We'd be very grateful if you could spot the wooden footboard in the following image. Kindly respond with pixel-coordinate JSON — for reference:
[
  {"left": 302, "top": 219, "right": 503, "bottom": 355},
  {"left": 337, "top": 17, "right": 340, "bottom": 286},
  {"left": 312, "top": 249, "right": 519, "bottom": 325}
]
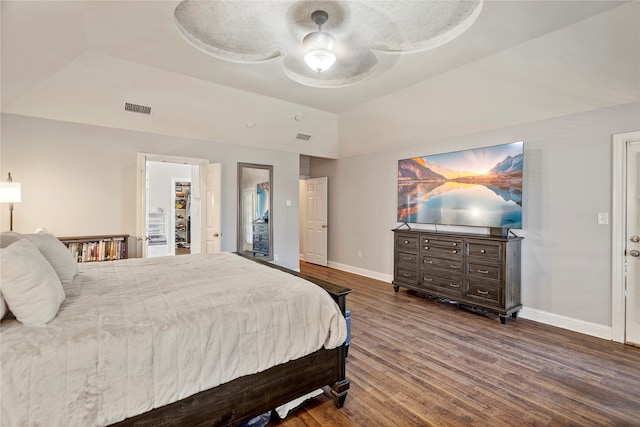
[{"left": 112, "top": 255, "right": 351, "bottom": 427}]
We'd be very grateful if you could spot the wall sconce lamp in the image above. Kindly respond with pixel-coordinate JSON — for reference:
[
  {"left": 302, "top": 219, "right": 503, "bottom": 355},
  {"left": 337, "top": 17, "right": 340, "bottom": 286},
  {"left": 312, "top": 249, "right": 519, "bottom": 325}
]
[{"left": 0, "top": 173, "right": 22, "bottom": 231}]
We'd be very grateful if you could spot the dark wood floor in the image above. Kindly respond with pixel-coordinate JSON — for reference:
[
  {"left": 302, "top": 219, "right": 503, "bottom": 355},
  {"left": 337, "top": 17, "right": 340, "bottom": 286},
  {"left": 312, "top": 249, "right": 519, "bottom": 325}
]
[{"left": 271, "top": 262, "right": 640, "bottom": 427}]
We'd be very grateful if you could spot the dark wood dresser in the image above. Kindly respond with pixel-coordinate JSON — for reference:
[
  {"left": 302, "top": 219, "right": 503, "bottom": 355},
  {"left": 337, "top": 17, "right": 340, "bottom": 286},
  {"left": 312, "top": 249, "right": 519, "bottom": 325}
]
[
  {"left": 393, "top": 229, "right": 523, "bottom": 323},
  {"left": 252, "top": 221, "right": 269, "bottom": 257}
]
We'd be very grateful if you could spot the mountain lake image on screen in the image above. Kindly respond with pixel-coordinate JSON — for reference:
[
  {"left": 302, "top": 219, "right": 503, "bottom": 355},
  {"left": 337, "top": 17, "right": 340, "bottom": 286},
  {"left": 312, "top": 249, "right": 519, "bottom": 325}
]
[{"left": 397, "top": 141, "right": 523, "bottom": 229}]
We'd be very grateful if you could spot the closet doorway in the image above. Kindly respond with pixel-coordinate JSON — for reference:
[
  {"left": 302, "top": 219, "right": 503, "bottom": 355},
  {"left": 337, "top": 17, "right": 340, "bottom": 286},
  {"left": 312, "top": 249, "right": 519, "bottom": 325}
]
[
  {"left": 172, "top": 177, "right": 192, "bottom": 255},
  {"left": 146, "top": 162, "right": 197, "bottom": 257}
]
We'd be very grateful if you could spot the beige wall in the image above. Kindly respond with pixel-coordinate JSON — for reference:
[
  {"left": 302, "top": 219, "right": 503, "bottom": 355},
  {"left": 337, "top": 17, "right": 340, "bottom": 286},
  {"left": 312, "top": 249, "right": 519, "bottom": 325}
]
[{"left": 310, "top": 101, "right": 640, "bottom": 329}]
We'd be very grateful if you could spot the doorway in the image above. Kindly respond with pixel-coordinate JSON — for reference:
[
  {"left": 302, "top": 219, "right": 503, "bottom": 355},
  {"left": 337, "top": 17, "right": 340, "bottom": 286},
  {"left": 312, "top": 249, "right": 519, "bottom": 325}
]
[
  {"left": 136, "top": 154, "right": 221, "bottom": 258},
  {"left": 612, "top": 131, "right": 640, "bottom": 345}
]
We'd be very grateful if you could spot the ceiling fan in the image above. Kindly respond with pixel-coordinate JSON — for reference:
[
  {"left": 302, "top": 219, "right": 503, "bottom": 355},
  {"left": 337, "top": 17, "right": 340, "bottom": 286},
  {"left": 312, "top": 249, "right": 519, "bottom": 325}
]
[{"left": 173, "top": 1, "right": 483, "bottom": 88}]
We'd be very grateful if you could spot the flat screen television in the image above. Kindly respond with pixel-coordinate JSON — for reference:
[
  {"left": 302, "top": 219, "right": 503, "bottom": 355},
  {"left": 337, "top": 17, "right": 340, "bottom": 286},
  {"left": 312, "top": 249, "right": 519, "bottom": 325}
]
[{"left": 397, "top": 141, "right": 523, "bottom": 231}]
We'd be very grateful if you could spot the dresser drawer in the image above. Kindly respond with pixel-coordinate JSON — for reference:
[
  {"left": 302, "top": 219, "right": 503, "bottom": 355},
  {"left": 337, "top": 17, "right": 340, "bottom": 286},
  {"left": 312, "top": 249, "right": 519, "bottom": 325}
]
[
  {"left": 421, "top": 274, "right": 464, "bottom": 296},
  {"left": 421, "top": 237, "right": 462, "bottom": 249},
  {"left": 467, "top": 262, "right": 501, "bottom": 282},
  {"left": 396, "top": 235, "right": 419, "bottom": 253},
  {"left": 422, "top": 244, "right": 463, "bottom": 259},
  {"left": 422, "top": 256, "right": 463, "bottom": 275},
  {"left": 254, "top": 241, "right": 269, "bottom": 251},
  {"left": 396, "top": 267, "right": 418, "bottom": 284},
  {"left": 466, "top": 281, "right": 502, "bottom": 304},
  {"left": 466, "top": 242, "right": 502, "bottom": 260},
  {"left": 397, "top": 251, "right": 418, "bottom": 267}
]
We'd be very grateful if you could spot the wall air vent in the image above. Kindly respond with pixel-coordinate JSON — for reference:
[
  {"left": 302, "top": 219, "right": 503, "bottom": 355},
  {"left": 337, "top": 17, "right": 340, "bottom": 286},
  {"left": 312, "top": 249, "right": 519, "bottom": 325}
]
[
  {"left": 124, "top": 102, "right": 152, "bottom": 115},
  {"left": 296, "top": 133, "right": 312, "bottom": 141}
]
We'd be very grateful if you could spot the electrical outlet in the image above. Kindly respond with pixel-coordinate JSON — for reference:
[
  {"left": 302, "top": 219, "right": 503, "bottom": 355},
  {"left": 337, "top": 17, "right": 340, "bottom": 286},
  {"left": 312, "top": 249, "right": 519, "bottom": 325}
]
[
  {"left": 274, "top": 254, "right": 278, "bottom": 262},
  {"left": 357, "top": 251, "right": 362, "bottom": 258},
  {"left": 597, "top": 212, "right": 609, "bottom": 225}
]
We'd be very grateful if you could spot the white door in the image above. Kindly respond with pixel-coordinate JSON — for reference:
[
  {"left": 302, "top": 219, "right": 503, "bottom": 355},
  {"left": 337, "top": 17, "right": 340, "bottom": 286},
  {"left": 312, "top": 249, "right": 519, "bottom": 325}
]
[
  {"left": 204, "top": 163, "right": 222, "bottom": 253},
  {"left": 626, "top": 140, "right": 640, "bottom": 345},
  {"left": 303, "top": 177, "right": 328, "bottom": 266}
]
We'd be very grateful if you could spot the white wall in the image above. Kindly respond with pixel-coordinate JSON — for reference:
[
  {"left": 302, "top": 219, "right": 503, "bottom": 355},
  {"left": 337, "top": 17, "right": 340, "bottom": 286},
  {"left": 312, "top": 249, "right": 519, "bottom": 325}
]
[
  {"left": 0, "top": 113, "right": 301, "bottom": 270},
  {"left": 310, "top": 101, "right": 640, "bottom": 330},
  {"left": 147, "top": 161, "right": 191, "bottom": 214}
]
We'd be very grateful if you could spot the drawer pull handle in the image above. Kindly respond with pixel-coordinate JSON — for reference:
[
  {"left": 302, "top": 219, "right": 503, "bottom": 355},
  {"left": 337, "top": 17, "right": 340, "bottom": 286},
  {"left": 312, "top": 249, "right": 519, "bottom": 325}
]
[
  {"left": 478, "top": 269, "right": 489, "bottom": 274},
  {"left": 425, "top": 246, "right": 429, "bottom": 250},
  {"left": 404, "top": 240, "right": 409, "bottom": 244},
  {"left": 450, "top": 265, "right": 460, "bottom": 269},
  {"left": 452, "top": 243, "right": 457, "bottom": 246},
  {"left": 424, "top": 260, "right": 433, "bottom": 264},
  {"left": 452, "top": 250, "right": 457, "bottom": 254},
  {"left": 402, "top": 273, "right": 411, "bottom": 277},
  {"left": 449, "top": 283, "right": 460, "bottom": 288},
  {"left": 402, "top": 256, "right": 412, "bottom": 261},
  {"left": 480, "top": 249, "right": 486, "bottom": 253},
  {"left": 424, "top": 278, "right": 433, "bottom": 282},
  {"left": 477, "top": 290, "right": 489, "bottom": 295},
  {"left": 425, "top": 239, "right": 429, "bottom": 243}
]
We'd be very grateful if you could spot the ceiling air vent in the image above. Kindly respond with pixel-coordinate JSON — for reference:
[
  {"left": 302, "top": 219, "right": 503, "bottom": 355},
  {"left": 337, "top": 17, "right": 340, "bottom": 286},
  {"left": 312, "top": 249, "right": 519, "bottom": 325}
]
[
  {"left": 296, "top": 133, "right": 312, "bottom": 141},
  {"left": 124, "top": 102, "right": 152, "bottom": 115}
]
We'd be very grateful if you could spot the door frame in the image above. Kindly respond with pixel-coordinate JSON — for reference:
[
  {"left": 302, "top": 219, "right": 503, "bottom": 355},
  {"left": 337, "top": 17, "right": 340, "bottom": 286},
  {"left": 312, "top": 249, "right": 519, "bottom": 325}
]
[
  {"left": 136, "top": 153, "right": 210, "bottom": 258},
  {"left": 611, "top": 130, "right": 640, "bottom": 343}
]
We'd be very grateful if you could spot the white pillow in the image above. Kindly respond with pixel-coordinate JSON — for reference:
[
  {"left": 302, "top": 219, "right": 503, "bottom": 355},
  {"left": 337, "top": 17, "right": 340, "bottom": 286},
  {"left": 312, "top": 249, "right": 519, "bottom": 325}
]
[
  {"left": 0, "top": 232, "right": 21, "bottom": 321},
  {"left": 23, "top": 231, "right": 79, "bottom": 284},
  {"left": 0, "top": 288, "right": 7, "bottom": 320},
  {"left": 0, "top": 231, "right": 22, "bottom": 248},
  {"left": 0, "top": 238, "right": 65, "bottom": 325}
]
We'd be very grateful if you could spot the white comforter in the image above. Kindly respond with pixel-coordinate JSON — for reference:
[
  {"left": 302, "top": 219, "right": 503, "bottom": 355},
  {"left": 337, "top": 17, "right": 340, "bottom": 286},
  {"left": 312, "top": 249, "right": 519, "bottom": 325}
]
[{"left": 0, "top": 252, "right": 347, "bottom": 426}]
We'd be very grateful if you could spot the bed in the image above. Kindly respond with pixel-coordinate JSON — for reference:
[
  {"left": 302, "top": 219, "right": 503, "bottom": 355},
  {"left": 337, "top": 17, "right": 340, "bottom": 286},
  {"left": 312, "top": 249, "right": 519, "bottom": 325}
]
[{"left": 0, "top": 231, "right": 350, "bottom": 427}]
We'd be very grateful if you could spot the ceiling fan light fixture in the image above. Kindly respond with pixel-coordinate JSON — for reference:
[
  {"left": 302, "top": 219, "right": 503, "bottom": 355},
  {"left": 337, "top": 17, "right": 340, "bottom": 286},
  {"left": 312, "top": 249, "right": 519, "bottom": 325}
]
[
  {"left": 304, "top": 49, "right": 336, "bottom": 73},
  {"left": 303, "top": 10, "right": 336, "bottom": 73}
]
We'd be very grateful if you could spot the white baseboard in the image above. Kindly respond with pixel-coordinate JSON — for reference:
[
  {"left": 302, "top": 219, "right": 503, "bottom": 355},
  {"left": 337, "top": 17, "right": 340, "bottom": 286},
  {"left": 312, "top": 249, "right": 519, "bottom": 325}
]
[
  {"left": 516, "top": 307, "right": 612, "bottom": 340},
  {"left": 326, "top": 261, "right": 613, "bottom": 341},
  {"left": 327, "top": 261, "right": 394, "bottom": 283}
]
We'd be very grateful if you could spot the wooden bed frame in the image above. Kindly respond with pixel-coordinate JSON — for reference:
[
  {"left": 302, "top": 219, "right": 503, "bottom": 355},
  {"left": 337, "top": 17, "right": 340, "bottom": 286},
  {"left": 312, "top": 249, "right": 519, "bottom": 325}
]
[{"left": 112, "top": 255, "right": 351, "bottom": 427}]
